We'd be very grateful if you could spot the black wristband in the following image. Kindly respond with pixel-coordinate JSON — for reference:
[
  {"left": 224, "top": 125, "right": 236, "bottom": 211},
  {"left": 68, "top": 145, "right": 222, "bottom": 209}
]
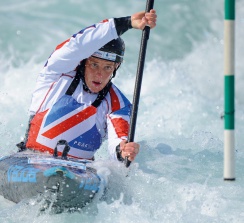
[
  {"left": 114, "top": 16, "right": 132, "bottom": 36},
  {"left": 116, "top": 144, "right": 125, "bottom": 162}
]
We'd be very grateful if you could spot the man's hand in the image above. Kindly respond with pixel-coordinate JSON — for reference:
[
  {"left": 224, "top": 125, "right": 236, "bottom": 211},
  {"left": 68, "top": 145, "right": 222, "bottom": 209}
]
[
  {"left": 131, "top": 9, "right": 157, "bottom": 30},
  {"left": 120, "top": 140, "right": 140, "bottom": 162}
]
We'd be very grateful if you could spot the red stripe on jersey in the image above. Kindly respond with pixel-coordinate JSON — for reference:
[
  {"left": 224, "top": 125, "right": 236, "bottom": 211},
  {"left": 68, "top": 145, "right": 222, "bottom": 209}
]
[
  {"left": 111, "top": 117, "right": 129, "bottom": 138},
  {"left": 42, "top": 106, "right": 97, "bottom": 139},
  {"left": 109, "top": 87, "right": 120, "bottom": 112},
  {"left": 61, "top": 73, "right": 74, "bottom": 78},
  {"left": 100, "top": 19, "right": 109, "bottom": 23},
  {"left": 26, "top": 110, "right": 52, "bottom": 152},
  {"left": 55, "top": 38, "right": 70, "bottom": 50}
]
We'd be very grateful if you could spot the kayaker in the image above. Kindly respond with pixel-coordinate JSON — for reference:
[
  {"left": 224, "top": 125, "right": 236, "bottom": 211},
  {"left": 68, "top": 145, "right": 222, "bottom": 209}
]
[{"left": 17, "top": 9, "right": 157, "bottom": 164}]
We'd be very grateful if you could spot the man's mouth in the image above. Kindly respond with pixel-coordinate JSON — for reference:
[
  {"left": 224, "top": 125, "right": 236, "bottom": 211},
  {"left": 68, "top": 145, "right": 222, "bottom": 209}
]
[{"left": 92, "top": 81, "right": 101, "bottom": 86}]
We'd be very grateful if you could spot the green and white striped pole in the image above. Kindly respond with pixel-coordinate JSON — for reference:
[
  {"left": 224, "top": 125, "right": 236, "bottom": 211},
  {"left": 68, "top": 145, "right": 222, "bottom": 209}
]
[{"left": 224, "top": 0, "right": 235, "bottom": 181}]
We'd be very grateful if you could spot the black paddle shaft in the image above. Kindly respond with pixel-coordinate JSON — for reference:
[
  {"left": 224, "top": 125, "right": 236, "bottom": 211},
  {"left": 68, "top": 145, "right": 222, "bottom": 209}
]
[{"left": 125, "top": 0, "right": 155, "bottom": 168}]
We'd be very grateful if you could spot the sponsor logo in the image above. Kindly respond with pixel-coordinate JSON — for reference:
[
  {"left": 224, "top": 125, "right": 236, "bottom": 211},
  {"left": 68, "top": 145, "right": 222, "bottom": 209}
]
[
  {"left": 7, "top": 165, "right": 40, "bottom": 183},
  {"left": 92, "top": 50, "right": 117, "bottom": 62},
  {"left": 73, "top": 140, "right": 89, "bottom": 148}
]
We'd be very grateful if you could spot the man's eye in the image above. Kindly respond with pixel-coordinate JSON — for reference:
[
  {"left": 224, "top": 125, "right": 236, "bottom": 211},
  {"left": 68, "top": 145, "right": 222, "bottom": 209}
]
[
  {"left": 104, "top": 66, "right": 113, "bottom": 71},
  {"left": 91, "top": 63, "right": 99, "bottom": 69}
]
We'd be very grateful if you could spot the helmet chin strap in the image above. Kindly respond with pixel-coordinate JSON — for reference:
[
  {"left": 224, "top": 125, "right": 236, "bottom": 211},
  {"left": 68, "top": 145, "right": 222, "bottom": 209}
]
[
  {"left": 76, "top": 59, "right": 91, "bottom": 93},
  {"left": 112, "top": 64, "right": 120, "bottom": 78}
]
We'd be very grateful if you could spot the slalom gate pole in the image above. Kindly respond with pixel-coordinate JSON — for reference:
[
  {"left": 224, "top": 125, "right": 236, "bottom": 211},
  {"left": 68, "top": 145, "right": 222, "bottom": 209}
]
[
  {"left": 124, "top": 0, "right": 154, "bottom": 168},
  {"left": 224, "top": 0, "right": 235, "bottom": 181}
]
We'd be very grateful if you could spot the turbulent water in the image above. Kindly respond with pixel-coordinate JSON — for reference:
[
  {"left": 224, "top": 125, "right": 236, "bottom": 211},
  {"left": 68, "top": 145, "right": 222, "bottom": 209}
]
[{"left": 1, "top": 0, "right": 244, "bottom": 222}]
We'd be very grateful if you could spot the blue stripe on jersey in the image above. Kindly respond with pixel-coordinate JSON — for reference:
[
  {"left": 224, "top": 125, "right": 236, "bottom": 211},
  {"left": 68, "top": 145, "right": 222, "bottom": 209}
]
[
  {"left": 44, "top": 95, "right": 84, "bottom": 127},
  {"left": 69, "top": 125, "right": 101, "bottom": 151},
  {"left": 112, "top": 105, "right": 131, "bottom": 116},
  {"left": 72, "top": 24, "right": 96, "bottom": 38}
]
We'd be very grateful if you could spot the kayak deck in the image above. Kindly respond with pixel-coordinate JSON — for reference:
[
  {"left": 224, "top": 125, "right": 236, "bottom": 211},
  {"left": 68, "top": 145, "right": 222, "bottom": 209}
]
[{"left": 0, "top": 152, "right": 101, "bottom": 212}]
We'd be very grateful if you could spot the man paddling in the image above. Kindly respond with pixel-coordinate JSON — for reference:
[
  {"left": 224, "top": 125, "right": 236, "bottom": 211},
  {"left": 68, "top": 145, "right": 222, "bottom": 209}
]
[{"left": 17, "top": 10, "right": 157, "bottom": 164}]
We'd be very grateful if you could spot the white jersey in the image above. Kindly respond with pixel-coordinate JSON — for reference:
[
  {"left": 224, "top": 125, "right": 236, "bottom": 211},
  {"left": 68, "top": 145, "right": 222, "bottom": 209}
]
[{"left": 26, "top": 18, "right": 131, "bottom": 160}]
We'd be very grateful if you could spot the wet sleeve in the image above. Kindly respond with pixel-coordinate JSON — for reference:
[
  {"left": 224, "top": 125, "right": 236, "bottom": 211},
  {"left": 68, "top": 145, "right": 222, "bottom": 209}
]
[
  {"left": 40, "top": 18, "right": 118, "bottom": 76},
  {"left": 114, "top": 16, "right": 132, "bottom": 36}
]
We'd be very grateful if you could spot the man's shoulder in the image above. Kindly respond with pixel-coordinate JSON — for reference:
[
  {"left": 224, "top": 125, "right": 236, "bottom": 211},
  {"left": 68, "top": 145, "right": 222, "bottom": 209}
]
[
  {"left": 110, "top": 83, "right": 131, "bottom": 105},
  {"left": 106, "top": 83, "right": 131, "bottom": 113}
]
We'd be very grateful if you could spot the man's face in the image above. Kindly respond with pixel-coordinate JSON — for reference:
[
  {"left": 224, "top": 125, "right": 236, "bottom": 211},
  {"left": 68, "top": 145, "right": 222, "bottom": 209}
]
[{"left": 84, "top": 57, "right": 117, "bottom": 93}]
